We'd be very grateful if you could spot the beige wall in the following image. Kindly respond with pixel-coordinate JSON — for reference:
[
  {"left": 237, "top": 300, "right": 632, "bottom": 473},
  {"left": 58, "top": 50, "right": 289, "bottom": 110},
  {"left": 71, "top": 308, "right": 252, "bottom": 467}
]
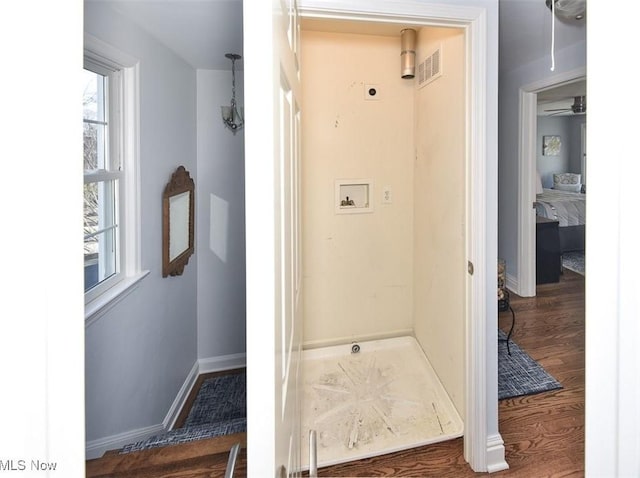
[
  {"left": 300, "top": 26, "right": 466, "bottom": 417},
  {"left": 413, "top": 27, "right": 466, "bottom": 415},
  {"left": 301, "top": 30, "right": 415, "bottom": 346}
]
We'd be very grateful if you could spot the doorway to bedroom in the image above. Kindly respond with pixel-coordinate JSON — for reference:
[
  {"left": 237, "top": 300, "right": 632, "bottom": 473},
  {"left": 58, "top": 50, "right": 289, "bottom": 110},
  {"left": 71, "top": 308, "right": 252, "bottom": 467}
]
[
  {"left": 535, "top": 79, "right": 586, "bottom": 283},
  {"left": 517, "top": 72, "right": 587, "bottom": 295}
]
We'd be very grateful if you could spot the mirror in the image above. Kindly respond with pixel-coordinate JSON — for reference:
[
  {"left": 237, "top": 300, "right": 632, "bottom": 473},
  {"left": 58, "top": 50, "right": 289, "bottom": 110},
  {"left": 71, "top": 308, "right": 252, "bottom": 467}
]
[{"left": 163, "top": 166, "right": 194, "bottom": 277}]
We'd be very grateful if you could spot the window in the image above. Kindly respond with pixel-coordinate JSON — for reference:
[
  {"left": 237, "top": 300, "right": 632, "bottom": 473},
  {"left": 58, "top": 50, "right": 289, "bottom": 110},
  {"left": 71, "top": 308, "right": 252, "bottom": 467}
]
[
  {"left": 83, "top": 67, "right": 122, "bottom": 297},
  {"left": 84, "top": 35, "right": 147, "bottom": 323}
]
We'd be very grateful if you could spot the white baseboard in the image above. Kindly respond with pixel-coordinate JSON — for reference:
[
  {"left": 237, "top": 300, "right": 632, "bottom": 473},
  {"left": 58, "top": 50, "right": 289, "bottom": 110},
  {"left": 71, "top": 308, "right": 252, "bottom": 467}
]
[
  {"left": 506, "top": 272, "right": 518, "bottom": 295},
  {"left": 485, "top": 433, "right": 509, "bottom": 473},
  {"left": 302, "top": 329, "right": 414, "bottom": 350},
  {"left": 85, "top": 423, "right": 164, "bottom": 460},
  {"left": 86, "top": 352, "right": 245, "bottom": 460},
  {"left": 163, "top": 360, "right": 200, "bottom": 430},
  {"left": 198, "top": 352, "right": 246, "bottom": 374}
]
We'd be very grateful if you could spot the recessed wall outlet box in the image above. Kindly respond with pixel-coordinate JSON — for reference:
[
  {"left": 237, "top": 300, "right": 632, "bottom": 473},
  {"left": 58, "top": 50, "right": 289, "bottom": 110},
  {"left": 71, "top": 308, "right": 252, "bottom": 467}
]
[{"left": 335, "top": 179, "right": 374, "bottom": 214}]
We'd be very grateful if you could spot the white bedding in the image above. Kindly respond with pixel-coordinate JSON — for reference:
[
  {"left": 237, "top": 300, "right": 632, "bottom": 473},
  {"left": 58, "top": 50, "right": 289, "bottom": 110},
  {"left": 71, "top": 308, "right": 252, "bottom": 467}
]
[{"left": 536, "top": 188, "right": 586, "bottom": 227}]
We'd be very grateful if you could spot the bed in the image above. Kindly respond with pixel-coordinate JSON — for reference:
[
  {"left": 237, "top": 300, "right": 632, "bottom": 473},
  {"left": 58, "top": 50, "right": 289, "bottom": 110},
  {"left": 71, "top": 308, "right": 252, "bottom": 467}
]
[{"left": 535, "top": 173, "right": 585, "bottom": 253}]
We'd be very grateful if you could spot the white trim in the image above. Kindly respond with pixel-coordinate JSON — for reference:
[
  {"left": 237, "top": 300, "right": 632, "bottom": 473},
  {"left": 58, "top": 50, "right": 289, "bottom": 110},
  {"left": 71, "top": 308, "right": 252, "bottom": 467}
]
[
  {"left": 296, "top": 0, "right": 496, "bottom": 472},
  {"left": 83, "top": 169, "right": 122, "bottom": 184},
  {"left": 485, "top": 434, "right": 509, "bottom": 473},
  {"left": 516, "top": 90, "right": 537, "bottom": 297},
  {"left": 85, "top": 423, "right": 164, "bottom": 460},
  {"left": 84, "top": 33, "right": 138, "bottom": 69},
  {"left": 517, "top": 67, "right": 586, "bottom": 297},
  {"left": 122, "top": 62, "right": 142, "bottom": 277},
  {"left": 462, "top": 8, "right": 490, "bottom": 473},
  {"left": 198, "top": 353, "right": 247, "bottom": 374},
  {"left": 85, "top": 270, "right": 150, "bottom": 327},
  {"left": 84, "top": 35, "right": 144, "bottom": 320},
  {"left": 163, "top": 361, "right": 200, "bottom": 430},
  {"left": 299, "top": 0, "right": 484, "bottom": 24},
  {"left": 302, "top": 329, "right": 414, "bottom": 350},
  {"left": 506, "top": 272, "right": 518, "bottom": 294}
]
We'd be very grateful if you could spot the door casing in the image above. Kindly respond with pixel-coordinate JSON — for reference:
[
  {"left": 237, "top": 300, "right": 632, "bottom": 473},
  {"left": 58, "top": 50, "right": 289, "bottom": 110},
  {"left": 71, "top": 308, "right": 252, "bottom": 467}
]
[{"left": 244, "top": 0, "right": 503, "bottom": 473}]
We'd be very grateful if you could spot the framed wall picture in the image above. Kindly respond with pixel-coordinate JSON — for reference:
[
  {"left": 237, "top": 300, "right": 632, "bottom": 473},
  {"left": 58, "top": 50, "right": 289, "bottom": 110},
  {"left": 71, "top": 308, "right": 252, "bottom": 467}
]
[{"left": 543, "top": 135, "right": 561, "bottom": 156}]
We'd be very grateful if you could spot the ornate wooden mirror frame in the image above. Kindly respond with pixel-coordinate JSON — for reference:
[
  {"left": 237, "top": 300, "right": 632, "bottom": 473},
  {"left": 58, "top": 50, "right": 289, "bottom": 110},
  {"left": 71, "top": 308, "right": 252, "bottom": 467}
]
[{"left": 162, "top": 166, "right": 195, "bottom": 277}]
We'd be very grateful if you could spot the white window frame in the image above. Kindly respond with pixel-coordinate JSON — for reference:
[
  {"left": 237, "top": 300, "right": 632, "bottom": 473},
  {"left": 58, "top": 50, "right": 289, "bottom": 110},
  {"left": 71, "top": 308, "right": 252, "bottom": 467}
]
[
  {"left": 84, "top": 34, "right": 148, "bottom": 325},
  {"left": 83, "top": 64, "right": 124, "bottom": 301}
]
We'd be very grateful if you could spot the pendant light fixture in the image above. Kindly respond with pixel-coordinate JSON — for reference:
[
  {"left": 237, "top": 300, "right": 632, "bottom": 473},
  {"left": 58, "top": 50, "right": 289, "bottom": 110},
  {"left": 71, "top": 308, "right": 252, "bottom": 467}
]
[{"left": 221, "top": 53, "right": 244, "bottom": 133}]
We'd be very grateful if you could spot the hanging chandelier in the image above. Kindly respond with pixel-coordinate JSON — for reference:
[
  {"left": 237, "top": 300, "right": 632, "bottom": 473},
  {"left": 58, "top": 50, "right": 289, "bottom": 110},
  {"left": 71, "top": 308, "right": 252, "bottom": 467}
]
[{"left": 221, "top": 53, "right": 244, "bottom": 133}]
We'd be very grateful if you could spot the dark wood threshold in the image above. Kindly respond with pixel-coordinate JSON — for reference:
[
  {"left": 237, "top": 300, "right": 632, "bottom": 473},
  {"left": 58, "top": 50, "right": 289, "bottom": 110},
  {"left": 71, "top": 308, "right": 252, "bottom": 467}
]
[{"left": 86, "top": 432, "right": 246, "bottom": 477}]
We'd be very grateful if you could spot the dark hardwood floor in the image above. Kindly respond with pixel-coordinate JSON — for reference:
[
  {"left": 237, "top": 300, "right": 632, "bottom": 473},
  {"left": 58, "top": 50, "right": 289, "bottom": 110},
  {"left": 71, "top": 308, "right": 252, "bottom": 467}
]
[{"left": 87, "top": 270, "right": 584, "bottom": 477}]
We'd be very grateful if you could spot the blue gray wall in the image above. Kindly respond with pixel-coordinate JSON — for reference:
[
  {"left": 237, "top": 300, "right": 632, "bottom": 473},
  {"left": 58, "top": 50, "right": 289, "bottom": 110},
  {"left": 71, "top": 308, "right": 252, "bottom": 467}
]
[
  {"left": 84, "top": 1, "right": 199, "bottom": 453},
  {"left": 196, "top": 70, "right": 246, "bottom": 360},
  {"left": 536, "top": 115, "right": 586, "bottom": 188},
  {"left": 84, "top": 2, "right": 247, "bottom": 457},
  {"left": 498, "top": 1, "right": 586, "bottom": 282}
]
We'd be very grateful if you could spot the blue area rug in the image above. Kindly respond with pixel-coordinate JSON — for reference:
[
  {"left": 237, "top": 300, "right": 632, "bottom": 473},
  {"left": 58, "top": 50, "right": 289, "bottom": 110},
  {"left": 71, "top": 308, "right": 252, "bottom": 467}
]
[
  {"left": 562, "top": 251, "right": 585, "bottom": 276},
  {"left": 120, "top": 371, "right": 246, "bottom": 454},
  {"left": 498, "top": 330, "right": 562, "bottom": 400}
]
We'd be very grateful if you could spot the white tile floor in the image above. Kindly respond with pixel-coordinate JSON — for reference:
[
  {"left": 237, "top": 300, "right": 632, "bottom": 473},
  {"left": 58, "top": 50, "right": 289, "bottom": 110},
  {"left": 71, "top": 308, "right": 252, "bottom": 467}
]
[{"left": 301, "top": 336, "right": 463, "bottom": 469}]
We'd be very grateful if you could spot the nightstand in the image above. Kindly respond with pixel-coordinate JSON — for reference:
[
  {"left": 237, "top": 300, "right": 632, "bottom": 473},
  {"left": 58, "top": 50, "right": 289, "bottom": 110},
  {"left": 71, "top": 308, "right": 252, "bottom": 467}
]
[{"left": 536, "top": 215, "right": 561, "bottom": 284}]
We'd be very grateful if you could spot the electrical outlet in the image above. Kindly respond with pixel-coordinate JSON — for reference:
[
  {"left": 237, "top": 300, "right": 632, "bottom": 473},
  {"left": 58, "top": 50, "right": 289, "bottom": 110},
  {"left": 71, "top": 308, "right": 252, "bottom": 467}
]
[{"left": 382, "top": 186, "right": 392, "bottom": 204}]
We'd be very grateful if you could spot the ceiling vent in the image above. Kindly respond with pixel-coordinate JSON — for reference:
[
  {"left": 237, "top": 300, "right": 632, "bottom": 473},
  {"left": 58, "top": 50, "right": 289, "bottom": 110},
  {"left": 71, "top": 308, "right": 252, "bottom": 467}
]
[{"left": 417, "top": 45, "right": 442, "bottom": 89}]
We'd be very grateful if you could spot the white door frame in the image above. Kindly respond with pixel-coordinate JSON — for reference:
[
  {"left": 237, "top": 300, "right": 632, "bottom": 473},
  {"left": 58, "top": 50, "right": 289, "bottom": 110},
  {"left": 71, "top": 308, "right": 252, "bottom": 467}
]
[
  {"left": 516, "top": 67, "right": 587, "bottom": 297},
  {"left": 295, "top": 0, "right": 501, "bottom": 472}
]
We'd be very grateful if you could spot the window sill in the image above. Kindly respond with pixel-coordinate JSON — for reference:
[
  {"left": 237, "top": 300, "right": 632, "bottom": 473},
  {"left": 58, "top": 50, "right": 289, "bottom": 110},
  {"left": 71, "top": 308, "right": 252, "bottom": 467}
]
[{"left": 85, "top": 270, "right": 150, "bottom": 327}]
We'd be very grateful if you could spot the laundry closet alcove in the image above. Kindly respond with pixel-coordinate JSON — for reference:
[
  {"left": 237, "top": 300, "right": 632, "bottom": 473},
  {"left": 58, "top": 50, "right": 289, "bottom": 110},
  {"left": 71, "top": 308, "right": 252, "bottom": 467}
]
[{"left": 299, "top": 18, "right": 468, "bottom": 468}]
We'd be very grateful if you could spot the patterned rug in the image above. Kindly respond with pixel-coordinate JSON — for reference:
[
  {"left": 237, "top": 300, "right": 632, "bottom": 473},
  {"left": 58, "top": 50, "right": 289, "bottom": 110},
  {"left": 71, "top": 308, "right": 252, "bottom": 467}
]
[
  {"left": 498, "top": 330, "right": 562, "bottom": 400},
  {"left": 120, "top": 371, "right": 246, "bottom": 454},
  {"left": 562, "top": 251, "right": 585, "bottom": 276}
]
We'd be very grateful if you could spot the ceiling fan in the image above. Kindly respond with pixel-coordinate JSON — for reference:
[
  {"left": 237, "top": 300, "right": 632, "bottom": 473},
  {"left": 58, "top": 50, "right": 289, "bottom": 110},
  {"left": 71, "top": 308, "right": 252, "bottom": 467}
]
[{"left": 544, "top": 95, "right": 586, "bottom": 115}]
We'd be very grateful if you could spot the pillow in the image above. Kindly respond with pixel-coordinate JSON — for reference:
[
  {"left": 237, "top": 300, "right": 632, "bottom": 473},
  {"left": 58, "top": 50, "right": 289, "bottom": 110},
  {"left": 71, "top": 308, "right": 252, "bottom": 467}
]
[
  {"left": 553, "top": 173, "right": 581, "bottom": 185},
  {"left": 554, "top": 182, "right": 582, "bottom": 193}
]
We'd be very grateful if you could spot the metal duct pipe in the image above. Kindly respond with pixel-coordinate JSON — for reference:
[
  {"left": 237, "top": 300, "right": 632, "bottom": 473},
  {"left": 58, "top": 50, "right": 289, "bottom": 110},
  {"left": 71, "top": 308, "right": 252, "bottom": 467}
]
[{"left": 400, "top": 28, "right": 416, "bottom": 79}]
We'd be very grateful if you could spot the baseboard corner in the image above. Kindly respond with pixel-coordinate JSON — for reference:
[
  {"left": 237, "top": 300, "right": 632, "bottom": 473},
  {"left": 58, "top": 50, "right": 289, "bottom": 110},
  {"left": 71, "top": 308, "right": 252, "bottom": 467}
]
[
  {"left": 485, "top": 433, "right": 509, "bottom": 473},
  {"left": 198, "top": 352, "right": 246, "bottom": 374},
  {"left": 163, "top": 360, "right": 200, "bottom": 430},
  {"left": 505, "top": 272, "right": 518, "bottom": 295}
]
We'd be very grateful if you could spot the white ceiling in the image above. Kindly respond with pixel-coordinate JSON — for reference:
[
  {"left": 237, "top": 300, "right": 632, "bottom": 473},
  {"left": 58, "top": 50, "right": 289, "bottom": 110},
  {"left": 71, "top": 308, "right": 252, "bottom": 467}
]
[{"left": 105, "top": 0, "right": 243, "bottom": 70}]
